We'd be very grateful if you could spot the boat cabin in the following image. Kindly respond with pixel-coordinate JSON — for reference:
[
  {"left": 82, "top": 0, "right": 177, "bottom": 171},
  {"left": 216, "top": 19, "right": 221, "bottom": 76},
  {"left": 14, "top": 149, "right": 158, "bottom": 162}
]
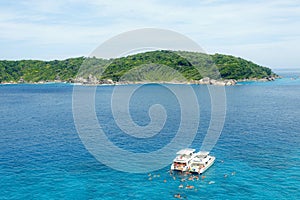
[{"left": 171, "top": 148, "right": 195, "bottom": 171}]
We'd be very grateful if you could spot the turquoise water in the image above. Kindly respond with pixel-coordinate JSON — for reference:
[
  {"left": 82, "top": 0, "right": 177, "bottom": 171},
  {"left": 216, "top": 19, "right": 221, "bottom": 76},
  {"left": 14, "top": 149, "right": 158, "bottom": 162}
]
[
  {"left": 0, "top": 71, "right": 300, "bottom": 199},
  {"left": 238, "top": 69, "right": 300, "bottom": 86}
]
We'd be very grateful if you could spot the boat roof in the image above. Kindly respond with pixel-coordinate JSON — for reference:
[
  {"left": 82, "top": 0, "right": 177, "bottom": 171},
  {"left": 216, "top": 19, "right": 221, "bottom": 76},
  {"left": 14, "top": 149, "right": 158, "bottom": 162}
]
[
  {"left": 176, "top": 148, "right": 196, "bottom": 155},
  {"left": 195, "top": 151, "right": 209, "bottom": 156},
  {"left": 173, "top": 154, "right": 193, "bottom": 163},
  {"left": 191, "top": 151, "right": 210, "bottom": 163}
]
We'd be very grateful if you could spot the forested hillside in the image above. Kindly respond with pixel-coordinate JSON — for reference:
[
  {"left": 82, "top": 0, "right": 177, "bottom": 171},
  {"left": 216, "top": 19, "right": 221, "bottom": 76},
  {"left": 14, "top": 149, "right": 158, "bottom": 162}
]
[{"left": 0, "top": 51, "right": 276, "bottom": 83}]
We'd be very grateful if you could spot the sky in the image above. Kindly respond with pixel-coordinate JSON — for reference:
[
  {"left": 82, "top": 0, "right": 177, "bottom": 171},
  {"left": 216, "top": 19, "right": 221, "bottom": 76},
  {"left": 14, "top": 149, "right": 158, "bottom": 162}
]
[{"left": 0, "top": 0, "right": 299, "bottom": 69}]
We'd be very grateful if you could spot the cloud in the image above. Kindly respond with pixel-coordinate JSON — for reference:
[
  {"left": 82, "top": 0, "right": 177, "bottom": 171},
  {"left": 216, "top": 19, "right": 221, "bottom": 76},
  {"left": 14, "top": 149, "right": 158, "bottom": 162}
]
[{"left": 0, "top": 0, "right": 299, "bottom": 67}]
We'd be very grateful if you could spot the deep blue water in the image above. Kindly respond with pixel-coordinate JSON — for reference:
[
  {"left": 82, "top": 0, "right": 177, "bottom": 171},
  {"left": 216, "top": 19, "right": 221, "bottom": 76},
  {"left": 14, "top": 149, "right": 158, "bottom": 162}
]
[{"left": 1, "top": 71, "right": 300, "bottom": 199}]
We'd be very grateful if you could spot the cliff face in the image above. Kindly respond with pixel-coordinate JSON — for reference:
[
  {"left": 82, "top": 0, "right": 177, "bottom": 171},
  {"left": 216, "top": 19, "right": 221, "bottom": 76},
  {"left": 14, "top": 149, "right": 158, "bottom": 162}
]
[{"left": 0, "top": 51, "right": 277, "bottom": 84}]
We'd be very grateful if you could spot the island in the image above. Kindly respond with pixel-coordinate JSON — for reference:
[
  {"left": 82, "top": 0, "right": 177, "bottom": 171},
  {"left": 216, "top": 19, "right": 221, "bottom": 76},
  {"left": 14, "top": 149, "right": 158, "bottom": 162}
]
[{"left": 0, "top": 50, "right": 278, "bottom": 85}]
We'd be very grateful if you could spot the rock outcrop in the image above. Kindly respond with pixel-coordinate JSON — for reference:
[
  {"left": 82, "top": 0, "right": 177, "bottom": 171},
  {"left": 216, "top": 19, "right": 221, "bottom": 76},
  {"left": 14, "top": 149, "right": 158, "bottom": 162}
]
[{"left": 198, "top": 77, "right": 237, "bottom": 86}]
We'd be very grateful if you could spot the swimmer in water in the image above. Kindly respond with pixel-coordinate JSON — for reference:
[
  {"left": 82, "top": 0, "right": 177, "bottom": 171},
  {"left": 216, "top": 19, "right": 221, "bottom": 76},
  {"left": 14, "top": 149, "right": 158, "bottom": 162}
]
[
  {"left": 186, "top": 185, "right": 194, "bottom": 189},
  {"left": 174, "top": 193, "right": 181, "bottom": 199},
  {"left": 178, "top": 184, "right": 184, "bottom": 189}
]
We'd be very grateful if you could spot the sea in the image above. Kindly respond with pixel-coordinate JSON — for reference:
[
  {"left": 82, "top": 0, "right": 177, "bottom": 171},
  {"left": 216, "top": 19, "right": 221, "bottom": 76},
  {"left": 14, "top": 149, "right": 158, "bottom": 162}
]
[{"left": 0, "top": 69, "right": 299, "bottom": 200}]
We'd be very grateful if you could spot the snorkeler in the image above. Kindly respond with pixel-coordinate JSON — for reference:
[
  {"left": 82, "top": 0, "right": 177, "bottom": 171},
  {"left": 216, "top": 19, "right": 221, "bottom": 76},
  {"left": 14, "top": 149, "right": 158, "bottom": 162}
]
[{"left": 185, "top": 185, "right": 194, "bottom": 189}]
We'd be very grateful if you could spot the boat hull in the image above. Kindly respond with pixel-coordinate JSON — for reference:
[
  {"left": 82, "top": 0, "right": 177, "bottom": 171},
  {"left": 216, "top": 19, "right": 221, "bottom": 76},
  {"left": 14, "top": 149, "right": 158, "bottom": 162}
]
[
  {"left": 189, "top": 156, "right": 215, "bottom": 174},
  {"left": 171, "top": 164, "right": 189, "bottom": 172}
]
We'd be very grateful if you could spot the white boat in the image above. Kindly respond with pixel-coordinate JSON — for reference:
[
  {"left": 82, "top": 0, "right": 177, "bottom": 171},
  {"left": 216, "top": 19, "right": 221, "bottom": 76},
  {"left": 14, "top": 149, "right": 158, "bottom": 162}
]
[
  {"left": 189, "top": 151, "right": 215, "bottom": 174},
  {"left": 170, "top": 148, "right": 196, "bottom": 172}
]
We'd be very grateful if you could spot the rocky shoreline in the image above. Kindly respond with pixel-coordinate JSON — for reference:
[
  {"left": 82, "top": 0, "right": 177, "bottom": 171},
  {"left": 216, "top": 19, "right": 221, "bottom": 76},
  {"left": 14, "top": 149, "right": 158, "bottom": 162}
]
[
  {"left": 1, "top": 75, "right": 279, "bottom": 86},
  {"left": 68, "top": 75, "right": 279, "bottom": 86}
]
